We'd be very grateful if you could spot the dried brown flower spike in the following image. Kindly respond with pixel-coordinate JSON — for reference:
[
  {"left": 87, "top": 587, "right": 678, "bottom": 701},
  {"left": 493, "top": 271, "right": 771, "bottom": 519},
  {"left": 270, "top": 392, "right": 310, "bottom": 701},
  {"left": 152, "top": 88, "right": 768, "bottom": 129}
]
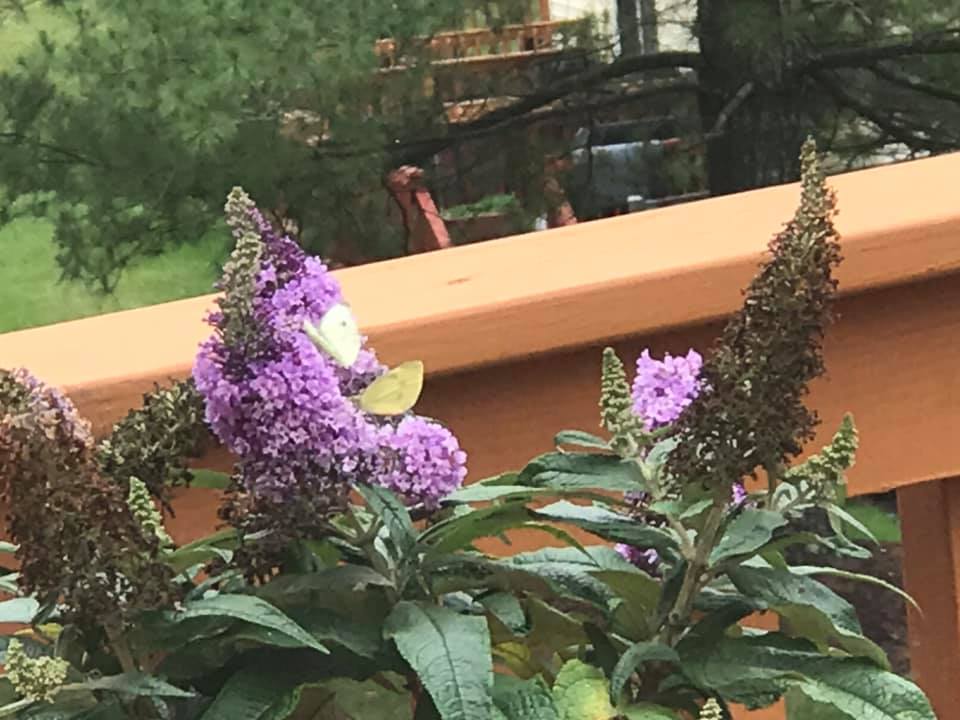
[
  {"left": 668, "top": 138, "right": 842, "bottom": 488},
  {"left": 0, "top": 369, "right": 176, "bottom": 627}
]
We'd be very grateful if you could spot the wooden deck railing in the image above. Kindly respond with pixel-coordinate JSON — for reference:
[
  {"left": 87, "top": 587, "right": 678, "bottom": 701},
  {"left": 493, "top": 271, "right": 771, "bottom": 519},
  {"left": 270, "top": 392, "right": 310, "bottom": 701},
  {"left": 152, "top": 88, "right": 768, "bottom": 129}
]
[
  {"left": 1, "top": 153, "right": 959, "bottom": 719},
  {"left": 374, "top": 19, "right": 582, "bottom": 69}
]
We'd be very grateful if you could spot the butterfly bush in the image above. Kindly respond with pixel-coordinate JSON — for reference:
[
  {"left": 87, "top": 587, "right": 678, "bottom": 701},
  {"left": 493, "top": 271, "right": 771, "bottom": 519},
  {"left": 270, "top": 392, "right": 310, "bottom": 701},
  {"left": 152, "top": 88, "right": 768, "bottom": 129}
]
[
  {"left": 615, "top": 350, "right": 746, "bottom": 568},
  {"left": 193, "top": 188, "right": 466, "bottom": 509}
]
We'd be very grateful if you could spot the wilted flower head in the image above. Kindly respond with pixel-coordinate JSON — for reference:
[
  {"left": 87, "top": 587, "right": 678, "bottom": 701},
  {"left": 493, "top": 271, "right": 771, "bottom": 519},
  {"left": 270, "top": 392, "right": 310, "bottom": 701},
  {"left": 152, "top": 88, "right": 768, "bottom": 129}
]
[
  {"left": 631, "top": 349, "right": 703, "bottom": 430},
  {"left": 0, "top": 369, "right": 175, "bottom": 624},
  {"left": 97, "top": 379, "right": 207, "bottom": 508},
  {"left": 668, "top": 138, "right": 841, "bottom": 488}
]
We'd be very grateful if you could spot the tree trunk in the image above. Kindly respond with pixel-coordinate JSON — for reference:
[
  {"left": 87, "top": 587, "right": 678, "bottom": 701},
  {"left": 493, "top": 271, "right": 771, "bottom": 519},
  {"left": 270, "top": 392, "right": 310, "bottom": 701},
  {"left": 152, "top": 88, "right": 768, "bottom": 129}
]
[
  {"left": 638, "top": 0, "right": 660, "bottom": 54},
  {"left": 696, "top": 0, "right": 807, "bottom": 195},
  {"left": 617, "top": 0, "right": 641, "bottom": 57}
]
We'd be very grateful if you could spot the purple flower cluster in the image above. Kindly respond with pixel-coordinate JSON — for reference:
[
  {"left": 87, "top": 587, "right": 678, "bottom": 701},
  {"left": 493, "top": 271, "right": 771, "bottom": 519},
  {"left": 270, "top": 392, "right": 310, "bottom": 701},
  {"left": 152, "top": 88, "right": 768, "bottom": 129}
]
[
  {"left": 193, "top": 192, "right": 466, "bottom": 507},
  {"left": 376, "top": 417, "right": 468, "bottom": 509},
  {"left": 631, "top": 349, "right": 703, "bottom": 430}
]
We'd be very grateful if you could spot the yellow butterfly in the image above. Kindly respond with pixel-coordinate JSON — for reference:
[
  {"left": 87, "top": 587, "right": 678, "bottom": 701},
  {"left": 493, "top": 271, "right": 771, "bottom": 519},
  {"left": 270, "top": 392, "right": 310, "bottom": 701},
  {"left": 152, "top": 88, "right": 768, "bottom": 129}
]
[
  {"left": 356, "top": 360, "right": 424, "bottom": 416},
  {"left": 303, "top": 302, "right": 362, "bottom": 368}
]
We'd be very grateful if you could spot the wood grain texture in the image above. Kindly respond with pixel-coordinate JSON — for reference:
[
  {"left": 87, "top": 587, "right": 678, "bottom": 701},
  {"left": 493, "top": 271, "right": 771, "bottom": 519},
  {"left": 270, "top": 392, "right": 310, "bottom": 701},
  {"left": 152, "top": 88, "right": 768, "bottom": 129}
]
[{"left": 899, "top": 478, "right": 960, "bottom": 720}]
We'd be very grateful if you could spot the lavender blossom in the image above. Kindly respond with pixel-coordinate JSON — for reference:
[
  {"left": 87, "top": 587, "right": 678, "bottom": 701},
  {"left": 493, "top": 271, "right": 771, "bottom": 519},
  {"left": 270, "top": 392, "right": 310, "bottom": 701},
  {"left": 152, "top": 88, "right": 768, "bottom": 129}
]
[
  {"left": 731, "top": 482, "right": 748, "bottom": 507},
  {"left": 631, "top": 349, "right": 703, "bottom": 430},
  {"left": 376, "top": 417, "right": 468, "bottom": 508},
  {"left": 193, "top": 187, "right": 464, "bottom": 508}
]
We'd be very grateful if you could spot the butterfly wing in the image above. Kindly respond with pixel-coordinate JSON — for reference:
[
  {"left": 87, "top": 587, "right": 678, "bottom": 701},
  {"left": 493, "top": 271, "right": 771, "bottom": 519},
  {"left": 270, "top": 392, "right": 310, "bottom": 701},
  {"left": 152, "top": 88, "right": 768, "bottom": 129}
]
[
  {"left": 357, "top": 360, "right": 424, "bottom": 415},
  {"left": 303, "top": 303, "right": 362, "bottom": 368}
]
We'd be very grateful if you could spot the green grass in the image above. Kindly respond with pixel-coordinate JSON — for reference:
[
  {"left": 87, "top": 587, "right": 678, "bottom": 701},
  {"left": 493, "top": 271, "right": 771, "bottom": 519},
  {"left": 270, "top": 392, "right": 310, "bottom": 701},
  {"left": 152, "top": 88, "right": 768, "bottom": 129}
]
[{"left": 0, "top": 217, "right": 230, "bottom": 333}]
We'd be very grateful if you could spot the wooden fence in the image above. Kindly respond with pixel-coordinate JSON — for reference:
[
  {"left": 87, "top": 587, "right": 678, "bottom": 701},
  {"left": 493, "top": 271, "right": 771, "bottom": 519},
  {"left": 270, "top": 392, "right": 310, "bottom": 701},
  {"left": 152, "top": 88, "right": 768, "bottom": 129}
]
[{"left": 1, "top": 153, "right": 959, "bottom": 719}]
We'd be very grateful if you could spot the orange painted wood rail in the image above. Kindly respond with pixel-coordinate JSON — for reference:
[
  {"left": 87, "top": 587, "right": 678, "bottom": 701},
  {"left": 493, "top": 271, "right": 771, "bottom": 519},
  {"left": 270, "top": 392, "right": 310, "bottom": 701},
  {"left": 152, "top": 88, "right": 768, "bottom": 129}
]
[{"left": 2, "top": 153, "right": 960, "bottom": 718}]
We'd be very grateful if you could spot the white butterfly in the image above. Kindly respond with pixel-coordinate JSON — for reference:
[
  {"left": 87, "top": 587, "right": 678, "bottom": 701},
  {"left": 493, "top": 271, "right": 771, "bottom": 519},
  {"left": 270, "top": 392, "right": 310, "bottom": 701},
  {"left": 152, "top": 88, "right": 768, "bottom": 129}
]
[{"left": 303, "top": 302, "right": 362, "bottom": 368}]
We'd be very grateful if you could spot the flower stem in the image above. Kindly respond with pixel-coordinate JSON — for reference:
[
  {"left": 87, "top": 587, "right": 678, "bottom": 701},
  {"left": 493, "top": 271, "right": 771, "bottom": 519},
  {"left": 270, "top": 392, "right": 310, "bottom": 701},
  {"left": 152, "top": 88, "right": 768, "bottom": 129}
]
[
  {"left": 661, "top": 501, "right": 726, "bottom": 645},
  {"left": 104, "top": 621, "right": 138, "bottom": 674}
]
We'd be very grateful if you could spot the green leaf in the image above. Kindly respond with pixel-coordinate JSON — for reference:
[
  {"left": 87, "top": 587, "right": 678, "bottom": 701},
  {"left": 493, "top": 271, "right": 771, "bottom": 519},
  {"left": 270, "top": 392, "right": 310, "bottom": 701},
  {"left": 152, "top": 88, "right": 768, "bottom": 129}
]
[
  {"left": 504, "top": 547, "right": 640, "bottom": 607},
  {"left": 421, "top": 502, "right": 532, "bottom": 555},
  {"left": 358, "top": 484, "right": 417, "bottom": 561},
  {"left": 159, "top": 595, "right": 329, "bottom": 655},
  {"left": 77, "top": 673, "right": 194, "bottom": 698},
  {"left": 492, "top": 675, "right": 558, "bottom": 720},
  {"left": 554, "top": 431, "right": 611, "bottom": 450},
  {"left": 307, "top": 677, "right": 412, "bottom": 720},
  {"left": 710, "top": 510, "right": 788, "bottom": 565},
  {"left": 620, "top": 705, "right": 679, "bottom": 719},
  {"left": 789, "top": 565, "right": 919, "bottom": 611},
  {"left": 480, "top": 593, "right": 526, "bottom": 634},
  {"left": 165, "top": 528, "right": 240, "bottom": 573},
  {"left": 0, "top": 597, "right": 38, "bottom": 623},
  {"left": 552, "top": 660, "right": 616, "bottom": 720},
  {"left": 525, "top": 597, "right": 588, "bottom": 653},
  {"left": 447, "top": 485, "right": 544, "bottom": 504},
  {"left": 445, "top": 485, "right": 614, "bottom": 505},
  {"left": 590, "top": 570, "right": 661, "bottom": 640},
  {"left": 291, "top": 607, "right": 383, "bottom": 658},
  {"left": 826, "top": 505, "right": 879, "bottom": 545},
  {"left": 199, "top": 665, "right": 310, "bottom": 720},
  {"left": 189, "top": 469, "right": 232, "bottom": 490},
  {"left": 789, "top": 659, "right": 934, "bottom": 720},
  {"left": 258, "top": 565, "right": 394, "bottom": 606},
  {"left": 533, "top": 502, "right": 679, "bottom": 555},
  {"left": 17, "top": 693, "right": 96, "bottom": 719},
  {"left": 785, "top": 687, "right": 853, "bottom": 719},
  {"left": 727, "top": 565, "right": 888, "bottom": 668},
  {"left": 384, "top": 601, "right": 493, "bottom": 720},
  {"left": 679, "top": 499, "right": 714, "bottom": 520},
  {"left": 678, "top": 634, "right": 812, "bottom": 709},
  {"left": 609, "top": 643, "right": 680, "bottom": 704},
  {"left": 0, "top": 542, "right": 18, "bottom": 554},
  {"left": 519, "top": 453, "right": 641, "bottom": 492}
]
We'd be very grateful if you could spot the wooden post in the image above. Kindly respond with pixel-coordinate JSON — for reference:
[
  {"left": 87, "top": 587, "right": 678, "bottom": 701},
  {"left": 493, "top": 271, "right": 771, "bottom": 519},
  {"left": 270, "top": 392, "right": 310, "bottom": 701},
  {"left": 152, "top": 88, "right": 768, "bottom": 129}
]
[
  {"left": 899, "top": 478, "right": 960, "bottom": 718},
  {"left": 539, "top": 0, "right": 550, "bottom": 21}
]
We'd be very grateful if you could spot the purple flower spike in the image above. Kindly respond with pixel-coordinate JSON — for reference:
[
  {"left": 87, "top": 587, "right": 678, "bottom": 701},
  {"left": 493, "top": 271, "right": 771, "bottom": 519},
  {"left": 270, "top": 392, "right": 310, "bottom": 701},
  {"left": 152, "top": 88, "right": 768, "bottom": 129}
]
[
  {"left": 631, "top": 349, "right": 703, "bottom": 430},
  {"left": 194, "top": 189, "right": 465, "bottom": 507}
]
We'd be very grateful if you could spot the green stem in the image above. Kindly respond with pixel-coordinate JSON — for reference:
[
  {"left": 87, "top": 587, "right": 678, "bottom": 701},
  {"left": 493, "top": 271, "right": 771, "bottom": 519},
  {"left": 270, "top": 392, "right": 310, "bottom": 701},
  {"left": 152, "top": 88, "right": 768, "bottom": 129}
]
[
  {"left": 661, "top": 501, "right": 726, "bottom": 645},
  {"left": 104, "top": 621, "right": 138, "bottom": 674},
  {"left": 0, "top": 698, "right": 35, "bottom": 718}
]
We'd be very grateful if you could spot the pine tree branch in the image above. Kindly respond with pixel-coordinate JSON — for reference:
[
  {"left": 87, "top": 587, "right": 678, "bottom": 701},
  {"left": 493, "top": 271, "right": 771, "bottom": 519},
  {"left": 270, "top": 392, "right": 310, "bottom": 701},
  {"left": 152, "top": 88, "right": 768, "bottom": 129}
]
[
  {"left": 801, "top": 29, "right": 960, "bottom": 72},
  {"left": 311, "top": 77, "right": 698, "bottom": 162},
  {"left": 870, "top": 63, "right": 960, "bottom": 105},
  {"left": 812, "top": 70, "right": 959, "bottom": 151}
]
